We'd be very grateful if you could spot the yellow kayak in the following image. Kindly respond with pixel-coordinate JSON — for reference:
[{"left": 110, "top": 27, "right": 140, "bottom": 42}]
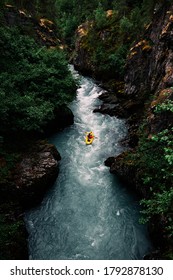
[{"left": 85, "top": 131, "right": 95, "bottom": 145}]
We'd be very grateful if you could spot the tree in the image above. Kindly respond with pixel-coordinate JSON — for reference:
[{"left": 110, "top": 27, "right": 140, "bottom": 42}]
[{"left": 0, "top": 27, "right": 77, "bottom": 133}]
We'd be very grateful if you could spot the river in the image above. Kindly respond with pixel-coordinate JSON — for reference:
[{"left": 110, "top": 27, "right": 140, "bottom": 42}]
[{"left": 25, "top": 68, "right": 153, "bottom": 260}]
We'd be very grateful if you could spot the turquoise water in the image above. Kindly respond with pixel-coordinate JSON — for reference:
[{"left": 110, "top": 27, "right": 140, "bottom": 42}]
[{"left": 25, "top": 69, "right": 153, "bottom": 259}]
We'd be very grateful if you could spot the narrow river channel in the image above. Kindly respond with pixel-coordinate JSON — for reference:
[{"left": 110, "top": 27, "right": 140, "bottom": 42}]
[{"left": 25, "top": 68, "right": 153, "bottom": 260}]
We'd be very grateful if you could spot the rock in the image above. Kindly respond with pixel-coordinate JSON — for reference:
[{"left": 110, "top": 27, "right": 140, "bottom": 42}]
[
  {"left": 43, "top": 106, "right": 74, "bottom": 135},
  {"left": 93, "top": 102, "right": 127, "bottom": 118},
  {"left": 54, "top": 106, "right": 74, "bottom": 129},
  {"left": 4, "top": 5, "right": 61, "bottom": 47},
  {"left": 106, "top": 3, "right": 173, "bottom": 259},
  {"left": 105, "top": 150, "right": 150, "bottom": 198},
  {"left": 98, "top": 91, "right": 118, "bottom": 104},
  {"left": 124, "top": 4, "right": 173, "bottom": 109},
  {"left": 72, "top": 21, "right": 95, "bottom": 76},
  {"left": 0, "top": 123, "right": 62, "bottom": 260},
  {"left": 13, "top": 140, "right": 61, "bottom": 208},
  {"left": 104, "top": 157, "right": 115, "bottom": 167}
]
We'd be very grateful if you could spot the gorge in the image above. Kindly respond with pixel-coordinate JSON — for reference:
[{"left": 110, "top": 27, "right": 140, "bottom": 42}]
[
  {"left": 0, "top": 0, "right": 172, "bottom": 260},
  {"left": 25, "top": 68, "right": 153, "bottom": 260}
]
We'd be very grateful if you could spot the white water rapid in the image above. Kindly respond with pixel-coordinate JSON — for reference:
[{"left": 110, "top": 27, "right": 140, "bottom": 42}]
[{"left": 25, "top": 68, "right": 153, "bottom": 260}]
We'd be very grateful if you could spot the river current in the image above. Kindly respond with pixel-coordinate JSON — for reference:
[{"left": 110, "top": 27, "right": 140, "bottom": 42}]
[{"left": 25, "top": 68, "right": 153, "bottom": 260}]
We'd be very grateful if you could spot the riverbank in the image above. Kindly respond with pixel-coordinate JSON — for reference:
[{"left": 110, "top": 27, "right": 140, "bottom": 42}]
[
  {"left": 0, "top": 3, "right": 77, "bottom": 259},
  {"left": 0, "top": 140, "right": 61, "bottom": 259}
]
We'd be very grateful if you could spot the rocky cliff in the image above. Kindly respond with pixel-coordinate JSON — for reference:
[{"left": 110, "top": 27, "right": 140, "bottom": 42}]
[
  {"left": 72, "top": 10, "right": 127, "bottom": 83},
  {"left": 73, "top": 3, "right": 173, "bottom": 258},
  {"left": 109, "top": 4, "right": 173, "bottom": 190},
  {"left": 4, "top": 4, "right": 60, "bottom": 47},
  {"left": 1, "top": 140, "right": 61, "bottom": 208},
  {"left": 106, "top": 4, "right": 173, "bottom": 258}
]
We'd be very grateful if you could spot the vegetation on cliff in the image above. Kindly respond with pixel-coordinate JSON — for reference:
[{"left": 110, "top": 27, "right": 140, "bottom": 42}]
[
  {"left": 0, "top": 1, "right": 77, "bottom": 183},
  {"left": 131, "top": 100, "right": 173, "bottom": 257},
  {"left": 1, "top": 0, "right": 57, "bottom": 19},
  {"left": 0, "top": 1, "right": 76, "bottom": 259},
  {"left": 54, "top": 0, "right": 168, "bottom": 82}
]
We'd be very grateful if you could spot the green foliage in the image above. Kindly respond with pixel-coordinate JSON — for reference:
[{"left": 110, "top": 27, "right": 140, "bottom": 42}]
[
  {"left": 2, "top": 0, "right": 57, "bottom": 19},
  {"left": 126, "top": 92, "right": 173, "bottom": 237},
  {"left": 0, "top": 215, "right": 22, "bottom": 247},
  {"left": 55, "top": 0, "right": 99, "bottom": 43},
  {"left": 59, "top": 16, "right": 79, "bottom": 45},
  {"left": 140, "top": 189, "right": 173, "bottom": 222},
  {"left": 154, "top": 100, "right": 173, "bottom": 113},
  {"left": 132, "top": 124, "right": 173, "bottom": 235},
  {"left": 0, "top": 27, "right": 77, "bottom": 133},
  {"left": 0, "top": 144, "right": 20, "bottom": 184},
  {"left": 49, "top": 0, "right": 169, "bottom": 79},
  {"left": 94, "top": 7, "right": 108, "bottom": 30},
  {"left": 0, "top": 210, "right": 27, "bottom": 260},
  {"left": 120, "top": 16, "right": 133, "bottom": 34},
  {"left": 107, "top": 45, "right": 128, "bottom": 76},
  {"left": 112, "top": 0, "right": 127, "bottom": 14}
]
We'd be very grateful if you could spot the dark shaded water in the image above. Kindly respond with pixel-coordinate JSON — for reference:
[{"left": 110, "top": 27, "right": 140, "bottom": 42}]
[{"left": 25, "top": 69, "right": 153, "bottom": 259}]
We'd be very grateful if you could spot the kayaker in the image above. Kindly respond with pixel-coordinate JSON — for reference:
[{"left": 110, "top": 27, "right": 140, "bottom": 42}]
[{"left": 87, "top": 132, "right": 94, "bottom": 140}]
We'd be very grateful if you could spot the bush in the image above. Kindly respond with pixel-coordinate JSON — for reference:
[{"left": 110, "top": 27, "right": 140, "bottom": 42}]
[
  {"left": 132, "top": 125, "right": 173, "bottom": 236},
  {"left": 94, "top": 7, "right": 108, "bottom": 30},
  {"left": 0, "top": 27, "right": 77, "bottom": 133}
]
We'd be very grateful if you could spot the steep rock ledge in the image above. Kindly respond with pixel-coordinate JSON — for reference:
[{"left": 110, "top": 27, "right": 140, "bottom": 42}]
[
  {"left": 72, "top": 21, "right": 95, "bottom": 77},
  {"left": 13, "top": 140, "right": 61, "bottom": 208}
]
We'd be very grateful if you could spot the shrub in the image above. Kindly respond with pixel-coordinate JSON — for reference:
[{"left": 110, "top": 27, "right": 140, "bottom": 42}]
[
  {"left": 0, "top": 27, "right": 77, "bottom": 133},
  {"left": 133, "top": 125, "right": 173, "bottom": 236}
]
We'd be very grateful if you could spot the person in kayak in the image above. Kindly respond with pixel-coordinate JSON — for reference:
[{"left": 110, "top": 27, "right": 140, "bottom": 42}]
[{"left": 87, "top": 132, "right": 94, "bottom": 140}]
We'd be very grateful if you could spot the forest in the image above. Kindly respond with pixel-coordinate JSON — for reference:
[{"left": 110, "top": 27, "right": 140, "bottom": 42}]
[
  {"left": 0, "top": 0, "right": 172, "bottom": 259},
  {"left": 0, "top": 0, "right": 167, "bottom": 131}
]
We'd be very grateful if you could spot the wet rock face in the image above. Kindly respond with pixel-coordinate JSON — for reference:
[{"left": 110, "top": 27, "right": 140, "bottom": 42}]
[
  {"left": 13, "top": 141, "right": 61, "bottom": 208},
  {"left": 105, "top": 152, "right": 146, "bottom": 197},
  {"left": 72, "top": 22, "right": 94, "bottom": 76},
  {"left": 125, "top": 4, "right": 173, "bottom": 100}
]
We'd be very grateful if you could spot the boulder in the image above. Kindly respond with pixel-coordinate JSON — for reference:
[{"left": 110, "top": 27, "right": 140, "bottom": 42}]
[
  {"left": 13, "top": 140, "right": 61, "bottom": 208},
  {"left": 43, "top": 106, "right": 74, "bottom": 135}
]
